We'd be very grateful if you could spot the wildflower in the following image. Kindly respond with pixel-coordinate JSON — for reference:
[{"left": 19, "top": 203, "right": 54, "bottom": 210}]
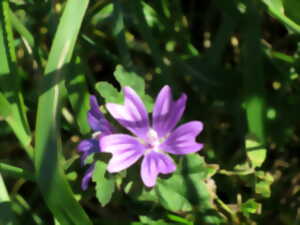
[
  {"left": 77, "top": 96, "right": 114, "bottom": 190},
  {"left": 100, "top": 86, "right": 204, "bottom": 187}
]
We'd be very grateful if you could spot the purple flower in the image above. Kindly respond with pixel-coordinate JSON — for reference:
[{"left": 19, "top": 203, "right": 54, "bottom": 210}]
[
  {"left": 77, "top": 96, "right": 114, "bottom": 190},
  {"left": 100, "top": 86, "right": 204, "bottom": 187}
]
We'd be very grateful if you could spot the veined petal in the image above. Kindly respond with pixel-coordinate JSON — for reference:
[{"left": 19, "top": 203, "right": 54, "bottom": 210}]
[
  {"left": 152, "top": 86, "right": 187, "bottom": 137},
  {"left": 88, "top": 95, "right": 114, "bottom": 133},
  {"left": 77, "top": 139, "right": 99, "bottom": 164},
  {"left": 161, "top": 121, "right": 204, "bottom": 155},
  {"left": 106, "top": 87, "right": 149, "bottom": 138},
  {"left": 100, "top": 134, "right": 145, "bottom": 173},
  {"left": 141, "top": 151, "right": 176, "bottom": 187},
  {"left": 81, "top": 164, "right": 95, "bottom": 191}
]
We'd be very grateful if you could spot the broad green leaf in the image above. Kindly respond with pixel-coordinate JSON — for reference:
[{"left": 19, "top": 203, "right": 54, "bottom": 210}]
[
  {"left": 114, "top": 65, "right": 145, "bottom": 96},
  {"left": 155, "top": 155, "right": 213, "bottom": 213},
  {"left": 113, "top": 65, "right": 154, "bottom": 111},
  {"left": 95, "top": 81, "right": 123, "bottom": 103},
  {"left": 92, "top": 161, "right": 115, "bottom": 207},
  {"left": 241, "top": 199, "right": 261, "bottom": 217},
  {"left": 181, "top": 154, "right": 217, "bottom": 178},
  {"left": 245, "top": 136, "right": 267, "bottom": 168},
  {"left": 34, "top": 0, "right": 92, "bottom": 224},
  {"left": 156, "top": 174, "right": 193, "bottom": 212}
]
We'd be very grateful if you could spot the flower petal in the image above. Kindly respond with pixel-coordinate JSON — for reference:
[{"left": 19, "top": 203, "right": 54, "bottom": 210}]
[
  {"left": 141, "top": 151, "right": 176, "bottom": 187},
  {"left": 152, "top": 86, "right": 187, "bottom": 137},
  {"left": 81, "top": 164, "right": 95, "bottom": 191},
  {"left": 161, "top": 121, "right": 204, "bottom": 155},
  {"left": 100, "top": 134, "right": 145, "bottom": 173},
  {"left": 77, "top": 139, "right": 99, "bottom": 164},
  {"left": 106, "top": 87, "right": 149, "bottom": 139},
  {"left": 88, "top": 95, "right": 114, "bottom": 133}
]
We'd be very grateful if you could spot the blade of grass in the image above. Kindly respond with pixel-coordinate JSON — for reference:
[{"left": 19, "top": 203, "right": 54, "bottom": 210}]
[
  {"left": 130, "top": 0, "right": 168, "bottom": 75},
  {"left": 242, "top": 2, "right": 266, "bottom": 144},
  {"left": 65, "top": 56, "right": 91, "bottom": 135},
  {"left": 0, "top": 174, "right": 17, "bottom": 225},
  {"left": 112, "top": 0, "right": 132, "bottom": 69},
  {"left": 0, "top": 163, "right": 35, "bottom": 182},
  {"left": 241, "top": 1, "right": 267, "bottom": 172},
  {"left": 34, "top": 0, "right": 92, "bottom": 224},
  {"left": 262, "top": 0, "right": 300, "bottom": 34},
  {"left": 0, "top": 0, "right": 33, "bottom": 159},
  {"left": 8, "top": 7, "right": 34, "bottom": 47}
]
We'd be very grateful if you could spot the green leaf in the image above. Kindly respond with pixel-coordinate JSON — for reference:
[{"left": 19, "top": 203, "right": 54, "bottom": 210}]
[
  {"left": 155, "top": 155, "right": 214, "bottom": 213},
  {"left": 104, "top": 65, "right": 154, "bottom": 112},
  {"left": 141, "top": 94, "right": 154, "bottom": 113},
  {"left": 92, "top": 161, "right": 115, "bottom": 207},
  {"left": 114, "top": 65, "right": 145, "bottom": 96},
  {"left": 255, "top": 181, "right": 272, "bottom": 198},
  {"left": 142, "top": 2, "right": 162, "bottom": 29},
  {"left": 241, "top": 199, "right": 261, "bottom": 217},
  {"left": 181, "top": 154, "right": 217, "bottom": 179},
  {"left": 95, "top": 81, "right": 123, "bottom": 103},
  {"left": 254, "top": 171, "right": 274, "bottom": 198},
  {"left": 34, "top": 0, "right": 92, "bottom": 224},
  {"left": 139, "top": 216, "right": 166, "bottom": 225},
  {"left": 245, "top": 136, "right": 267, "bottom": 168},
  {"left": 156, "top": 174, "right": 193, "bottom": 212}
]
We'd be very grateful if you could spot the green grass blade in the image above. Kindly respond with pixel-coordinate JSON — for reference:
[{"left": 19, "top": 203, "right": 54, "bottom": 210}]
[
  {"left": 0, "top": 163, "right": 35, "bottom": 182},
  {"left": 241, "top": 2, "right": 267, "bottom": 170},
  {"left": 0, "top": 174, "right": 17, "bottom": 225},
  {"left": 112, "top": 0, "right": 132, "bottom": 68},
  {"left": 34, "top": 0, "right": 92, "bottom": 224},
  {"left": 262, "top": 0, "right": 300, "bottom": 34},
  {"left": 130, "top": 0, "right": 168, "bottom": 75},
  {"left": 242, "top": 2, "right": 266, "bottom": 144},
  {"left": 8, "top": 7, "right": 34, "bottom": 48},
  {"left": 65, "top": 56, "right": 91, "bottom": 135},
  {"left": 0, "top": 0, "right": 32, "bottom": 159}
]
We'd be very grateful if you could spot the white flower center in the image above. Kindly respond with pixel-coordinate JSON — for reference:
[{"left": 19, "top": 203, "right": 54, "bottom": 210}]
[
  {"left": 92, "top": 131, "right": 101, "bottom": 139},
  {"left": 145, "top": 129, "right": 161, "bottom": 152}
]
